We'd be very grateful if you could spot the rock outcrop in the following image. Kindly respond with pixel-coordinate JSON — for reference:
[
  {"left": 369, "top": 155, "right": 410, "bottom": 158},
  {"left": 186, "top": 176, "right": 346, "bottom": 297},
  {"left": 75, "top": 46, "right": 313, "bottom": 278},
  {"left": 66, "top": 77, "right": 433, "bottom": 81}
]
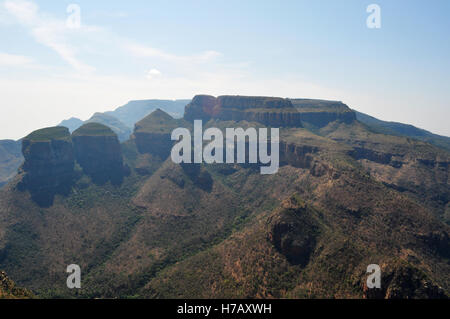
[
  {"left": 72, "top": 123, "right": 124, "bottom": 184},
  {"left": 133, "top": 109, "right": 185, "bottom": 159},
  {"left": 19, "top": 127, "right": 75, "bottom": 207}
]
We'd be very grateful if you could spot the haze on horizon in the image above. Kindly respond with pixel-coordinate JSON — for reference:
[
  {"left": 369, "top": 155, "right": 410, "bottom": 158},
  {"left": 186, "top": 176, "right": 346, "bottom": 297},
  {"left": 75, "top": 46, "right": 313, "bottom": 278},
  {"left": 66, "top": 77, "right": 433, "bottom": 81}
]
[{"left": 0, "top": 0, "right": 449, "bottom": 140}]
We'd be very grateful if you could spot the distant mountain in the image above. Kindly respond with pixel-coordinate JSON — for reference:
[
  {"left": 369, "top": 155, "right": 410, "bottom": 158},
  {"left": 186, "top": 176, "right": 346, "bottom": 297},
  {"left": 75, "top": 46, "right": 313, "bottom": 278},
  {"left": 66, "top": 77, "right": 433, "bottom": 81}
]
[
  {"left": 57, "top": 100, "right": 190, "bottom": 143},
  {"left": 85, "top": 113, "right": 132, "bottom": 142},
  {"left": 58, "top": 117, "right": 84, "bottom": 133},
  {"left": 0, "top": 139, "right": 23, "bottom": 188},
  {"left": 105, "top": 99, "right": 190, "bottom": 128},
  {"left": 354, "top": 110, "right": 450, "bottom": 152}
]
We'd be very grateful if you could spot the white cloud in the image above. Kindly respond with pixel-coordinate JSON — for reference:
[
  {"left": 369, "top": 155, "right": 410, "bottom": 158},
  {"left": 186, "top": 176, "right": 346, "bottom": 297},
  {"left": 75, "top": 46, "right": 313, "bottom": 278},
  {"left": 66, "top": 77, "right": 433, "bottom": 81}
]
[
  {"left": 0, "top": 52, "right": 33, "bottom": 66},
  {"left": 146, "top": 68, "right": 161, "bottom": 80},
  {"left": 3, "top": 0, "right": 96, "bottom": 73}
]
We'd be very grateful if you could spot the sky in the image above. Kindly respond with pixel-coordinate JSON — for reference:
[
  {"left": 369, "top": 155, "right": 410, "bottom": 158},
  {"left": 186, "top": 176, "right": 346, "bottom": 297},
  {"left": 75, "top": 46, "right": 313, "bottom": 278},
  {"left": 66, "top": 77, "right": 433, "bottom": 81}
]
[{"left": 0, "top": 0, "right": 449, "bottom": 140}]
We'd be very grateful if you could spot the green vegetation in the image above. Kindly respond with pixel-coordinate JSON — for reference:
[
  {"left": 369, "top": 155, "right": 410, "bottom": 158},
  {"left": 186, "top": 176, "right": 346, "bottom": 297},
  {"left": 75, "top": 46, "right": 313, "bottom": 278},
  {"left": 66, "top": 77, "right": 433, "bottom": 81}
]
[
  {"left": 24, "top": 126, "right": 71, "bottom": 142},
  {"left": 72, "top": 122, "right": 116, "bottom": 137},
  {"left": 134, "top": 109, "right": 187, "bottom": 134}
]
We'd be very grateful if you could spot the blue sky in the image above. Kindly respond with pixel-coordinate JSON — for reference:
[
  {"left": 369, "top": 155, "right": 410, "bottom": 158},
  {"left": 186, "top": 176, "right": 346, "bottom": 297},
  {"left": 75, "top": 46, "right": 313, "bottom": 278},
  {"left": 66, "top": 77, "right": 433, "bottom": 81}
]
[{"left": 0, "top": 0, "right": 449, "bottom": 139}]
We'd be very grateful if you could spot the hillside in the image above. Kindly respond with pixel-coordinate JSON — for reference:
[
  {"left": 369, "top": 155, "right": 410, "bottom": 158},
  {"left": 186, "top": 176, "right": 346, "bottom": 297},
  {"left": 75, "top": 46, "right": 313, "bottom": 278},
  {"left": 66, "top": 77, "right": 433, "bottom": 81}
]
[
  {"left": 0, "top": 270, "right": 33, "bottom": 299},
  {"left": 0, "top": 98, "right": 448, "bottom": 299},
  {"left": 354, "top": 110, "right": 450, "bottom": 152}
]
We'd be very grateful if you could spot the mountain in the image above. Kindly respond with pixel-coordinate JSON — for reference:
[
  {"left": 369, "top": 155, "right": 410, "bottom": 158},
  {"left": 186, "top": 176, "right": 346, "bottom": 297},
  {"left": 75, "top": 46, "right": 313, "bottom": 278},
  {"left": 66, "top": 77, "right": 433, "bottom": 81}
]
[
  {"left": 1, "top": 99, "right": 190, "bottom": 190},
  {"left": 0, "top": 96, "right": 448, "bottom": 299},
  {"left": 57, "top": 100, "right": 191, "bottom": 143},
  {"left": 58, "top": 117, "right": 84, "bottom": 133},
  {"left": 105, "top": 99, "right": 190, "bottom": 128},
  {"left": 354, "top": 110, "right": 450, "bottom": 152},
  {"left": 0, "top": 140, "right": 23, "bottom": 188},
  {"left": 85, "top": 113, "right": 132, "bottom": 142}
]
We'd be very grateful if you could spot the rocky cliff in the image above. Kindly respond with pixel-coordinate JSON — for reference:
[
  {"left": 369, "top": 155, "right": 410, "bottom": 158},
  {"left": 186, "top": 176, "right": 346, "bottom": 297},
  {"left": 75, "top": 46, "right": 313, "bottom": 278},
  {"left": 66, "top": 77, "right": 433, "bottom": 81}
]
[
  {"left": 19, "top": 127, "right": 75, "bottom": 206},
  {"left": 72, "top": 123, "right": 124, "bottom": 185}
]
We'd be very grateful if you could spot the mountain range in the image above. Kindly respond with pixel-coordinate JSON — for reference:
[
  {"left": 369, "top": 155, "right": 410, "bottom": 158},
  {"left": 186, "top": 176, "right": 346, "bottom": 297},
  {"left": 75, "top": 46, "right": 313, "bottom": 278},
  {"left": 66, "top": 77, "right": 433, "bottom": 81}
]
[
  {"left": 0, "top": 95, "right": 448, "bottom": 299},
  {"left": 1, "top": 99, "right": 448, "bottom": 189}
]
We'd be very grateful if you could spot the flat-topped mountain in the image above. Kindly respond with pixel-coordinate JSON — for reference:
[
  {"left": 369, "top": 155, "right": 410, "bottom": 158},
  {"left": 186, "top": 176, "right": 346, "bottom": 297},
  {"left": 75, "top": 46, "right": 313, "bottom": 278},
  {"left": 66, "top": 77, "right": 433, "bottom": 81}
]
[{"left": 185, "top": 95, "right": 356, "bottom": 128}]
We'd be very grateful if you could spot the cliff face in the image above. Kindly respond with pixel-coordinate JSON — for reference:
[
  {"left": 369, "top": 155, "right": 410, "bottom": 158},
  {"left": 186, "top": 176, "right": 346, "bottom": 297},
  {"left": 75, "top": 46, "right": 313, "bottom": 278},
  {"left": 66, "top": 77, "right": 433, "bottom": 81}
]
[
  {"left": 185, "top": 95, "right": 356, "bottom": 128},
  {"left": 218, "top": 108, "right": 304, "bottom": 127},
  {"left": 72, "top": 123, "right": 124, "bottom": 184},
  {"left": 19, "top": 127, "right": 75, "bottom": 207},
  {"left": 134, "top": 109, "right": 185, "bottom": 159},
  {"left": 290, "top": 98, "right": 356, "bottom": 128},
  {"left": 185, "top": 95, "right": 302, "bottom": 127}
]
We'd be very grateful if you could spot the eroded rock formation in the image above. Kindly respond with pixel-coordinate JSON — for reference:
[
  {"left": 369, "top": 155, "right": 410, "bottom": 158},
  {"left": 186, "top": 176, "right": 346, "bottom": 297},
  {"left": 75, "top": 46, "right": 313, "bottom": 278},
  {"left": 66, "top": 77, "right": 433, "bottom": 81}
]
[{"left": 19, "top": 126, "right": 75, "bottom": 206}]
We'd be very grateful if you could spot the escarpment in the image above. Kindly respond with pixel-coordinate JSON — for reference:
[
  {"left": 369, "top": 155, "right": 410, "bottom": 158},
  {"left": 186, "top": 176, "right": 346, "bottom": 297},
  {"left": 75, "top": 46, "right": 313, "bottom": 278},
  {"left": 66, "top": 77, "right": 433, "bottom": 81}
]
[
  {"left": 72, "top": 123, "right": 124, "bottom": 184},
  {"left": 19, "top": 127, "right": 75, "bottom": 206},
  {"left": 133, "top": 109, "right": 186, "bottom": 159}
]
